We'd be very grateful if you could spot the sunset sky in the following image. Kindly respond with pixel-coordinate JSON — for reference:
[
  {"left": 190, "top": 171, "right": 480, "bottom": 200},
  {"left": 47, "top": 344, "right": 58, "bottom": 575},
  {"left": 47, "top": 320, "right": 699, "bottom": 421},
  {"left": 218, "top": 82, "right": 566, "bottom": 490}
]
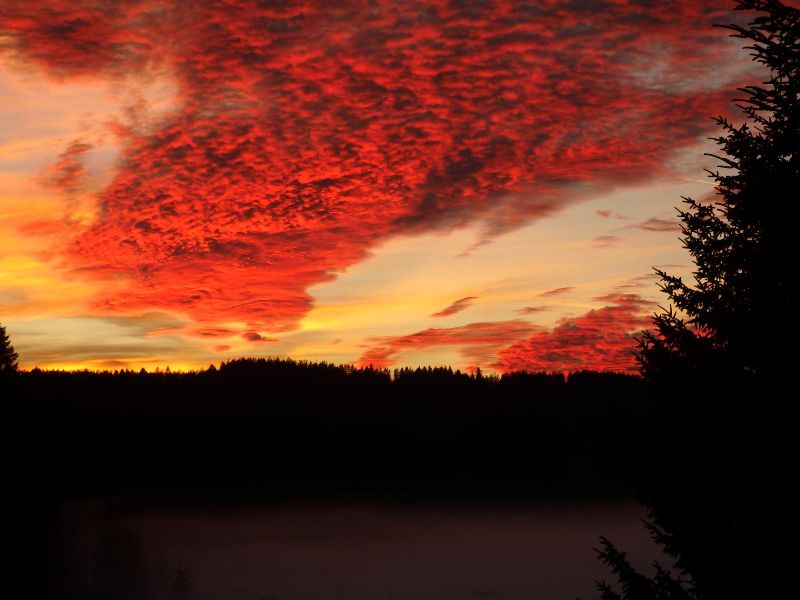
[{"left": 0, "top": 0, "right": 763, "bottom": 373}]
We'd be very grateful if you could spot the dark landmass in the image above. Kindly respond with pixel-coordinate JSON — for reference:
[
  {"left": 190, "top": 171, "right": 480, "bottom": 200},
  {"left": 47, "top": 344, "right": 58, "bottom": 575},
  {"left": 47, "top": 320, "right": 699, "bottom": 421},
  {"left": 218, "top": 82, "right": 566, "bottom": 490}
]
[
  {"left": 7, "top": 359, "right": 654, "bottom": 504},
  {"left": 4, "top": 358, "right": 794, "bottom": 600},
  {"left": 5, "top": 359, "right": 664, "bottom": 600}
]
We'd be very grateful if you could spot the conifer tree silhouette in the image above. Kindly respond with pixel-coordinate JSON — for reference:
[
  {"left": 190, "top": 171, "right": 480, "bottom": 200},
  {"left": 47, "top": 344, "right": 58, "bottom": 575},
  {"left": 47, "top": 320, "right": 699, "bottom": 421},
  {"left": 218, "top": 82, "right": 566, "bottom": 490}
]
[
  {"left": 639, "top": 0, "right": 799, "bottom": 382},
  {"left": 597, "top": 1, "right": 798, "bottom": 598},
  {"left": 0, "top": 322, "right": 19, "bottom": 373}
]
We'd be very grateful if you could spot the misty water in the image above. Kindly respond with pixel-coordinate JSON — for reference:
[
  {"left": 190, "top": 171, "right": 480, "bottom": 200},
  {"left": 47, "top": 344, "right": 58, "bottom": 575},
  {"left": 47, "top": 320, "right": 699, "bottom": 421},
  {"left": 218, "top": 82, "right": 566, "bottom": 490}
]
[{"left": 77, "top": 501, "right": 664, "bottom": 600}]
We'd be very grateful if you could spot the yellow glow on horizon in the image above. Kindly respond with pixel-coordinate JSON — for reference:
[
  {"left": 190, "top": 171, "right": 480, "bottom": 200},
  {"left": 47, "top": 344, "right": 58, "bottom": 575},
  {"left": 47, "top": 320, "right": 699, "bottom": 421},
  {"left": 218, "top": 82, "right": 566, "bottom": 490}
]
[{"left": 30, "top": 359, "right": 203, "bottom": 373}]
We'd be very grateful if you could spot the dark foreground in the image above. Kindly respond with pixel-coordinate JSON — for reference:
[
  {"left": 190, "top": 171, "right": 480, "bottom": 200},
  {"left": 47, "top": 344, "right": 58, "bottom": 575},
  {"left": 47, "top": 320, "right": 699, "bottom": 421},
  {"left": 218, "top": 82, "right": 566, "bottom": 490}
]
[
  {"left": 4, "top": 359, "right": 793, "bottom": 598},
  {"left": 5, "top": 361, "right": 655, "bottom": 599}
]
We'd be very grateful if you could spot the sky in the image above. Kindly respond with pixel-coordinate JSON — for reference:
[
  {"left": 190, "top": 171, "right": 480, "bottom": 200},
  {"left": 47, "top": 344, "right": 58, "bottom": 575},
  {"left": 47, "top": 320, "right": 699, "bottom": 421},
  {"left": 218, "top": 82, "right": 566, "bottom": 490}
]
[{"left": 0, "top": 0, "right": 764, "bottom": 373}]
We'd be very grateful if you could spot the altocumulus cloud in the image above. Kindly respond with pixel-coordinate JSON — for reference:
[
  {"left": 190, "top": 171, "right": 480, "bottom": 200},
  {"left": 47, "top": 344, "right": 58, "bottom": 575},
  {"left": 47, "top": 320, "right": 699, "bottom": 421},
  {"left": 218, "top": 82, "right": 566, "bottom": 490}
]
[
  {"left": 2, "top": 1, "right": 746, "bottom": 334},
  {"left": 495, "top": 293, "right": 654, "bottom": 373}
]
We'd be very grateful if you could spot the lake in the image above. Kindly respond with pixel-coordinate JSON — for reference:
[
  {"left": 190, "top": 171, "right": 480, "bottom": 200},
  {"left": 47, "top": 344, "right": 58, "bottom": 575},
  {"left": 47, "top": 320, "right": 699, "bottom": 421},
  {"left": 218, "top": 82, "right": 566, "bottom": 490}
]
[{"left": 75, "top": 500, "right": 664, "bottom": 600}]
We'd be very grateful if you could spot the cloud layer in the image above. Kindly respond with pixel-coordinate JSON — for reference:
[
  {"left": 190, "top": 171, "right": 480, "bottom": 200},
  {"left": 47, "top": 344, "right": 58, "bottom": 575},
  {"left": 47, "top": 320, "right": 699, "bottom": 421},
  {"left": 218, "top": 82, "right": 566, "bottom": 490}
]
[
  {"left": 2, "top": 1, "right": 744, "bottom": 335},
  {"left": 495, "top": 293, "right": 653, "bottom": 373},
  {"left": 358, "top": 320, "right": 537, "bottom": 370},
  {"left": 357, "top": 293, "right": 653, "bottom": 373}
]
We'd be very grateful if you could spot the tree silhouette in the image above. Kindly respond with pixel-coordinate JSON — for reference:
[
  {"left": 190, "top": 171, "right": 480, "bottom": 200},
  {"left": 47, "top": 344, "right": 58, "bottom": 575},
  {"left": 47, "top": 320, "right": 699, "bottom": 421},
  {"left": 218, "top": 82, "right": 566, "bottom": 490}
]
[
  {"left": 594, "top": 535, "right": 696, "bottom": 600},
  {"left": 0, "top": 322, "right": 19, "bottom": 373},
  {"left": 639, "top": 0, "right": 799, "bottom": 382},
  {"left": 598, "top": 1, "right": 798, "bottom": 598}
]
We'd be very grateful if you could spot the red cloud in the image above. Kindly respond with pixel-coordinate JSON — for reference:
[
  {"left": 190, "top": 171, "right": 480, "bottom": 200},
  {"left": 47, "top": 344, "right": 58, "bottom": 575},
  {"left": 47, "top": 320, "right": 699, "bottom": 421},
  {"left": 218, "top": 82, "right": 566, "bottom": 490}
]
[
  {"left": 357, "top": 320, "right": 536, "bottom": 370},
  {"left": 495, "top": 293, "right": 655, "bottom": 374},
  {"left": 1, "top": 2, "right": 747, "bottom": 331},
  {"left": 431, "top": 296, "right": 477, "bottom": 318},
  {"left": 39, "top": 140, "right": 92, "bottom": 193}
]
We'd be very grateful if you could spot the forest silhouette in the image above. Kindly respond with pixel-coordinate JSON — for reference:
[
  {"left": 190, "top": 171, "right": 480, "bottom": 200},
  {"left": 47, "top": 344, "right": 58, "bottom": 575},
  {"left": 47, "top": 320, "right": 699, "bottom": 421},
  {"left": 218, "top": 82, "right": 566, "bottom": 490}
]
[{"left": 7, "top": 359, "right": 651, "bottom": 501}]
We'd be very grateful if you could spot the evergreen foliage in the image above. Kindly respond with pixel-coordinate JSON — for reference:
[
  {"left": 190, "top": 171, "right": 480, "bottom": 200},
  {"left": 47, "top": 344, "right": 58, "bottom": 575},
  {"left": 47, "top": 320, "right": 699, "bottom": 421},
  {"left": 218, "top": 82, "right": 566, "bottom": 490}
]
[
  {"left": 0, "top": 322, "right": 19, "bottom": 372},
  {"left": 599, "top": 2, "right": 798, "bottom": 597},
  {"left": 639, "top": 0, "right": 799, "bottom": 382}
]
